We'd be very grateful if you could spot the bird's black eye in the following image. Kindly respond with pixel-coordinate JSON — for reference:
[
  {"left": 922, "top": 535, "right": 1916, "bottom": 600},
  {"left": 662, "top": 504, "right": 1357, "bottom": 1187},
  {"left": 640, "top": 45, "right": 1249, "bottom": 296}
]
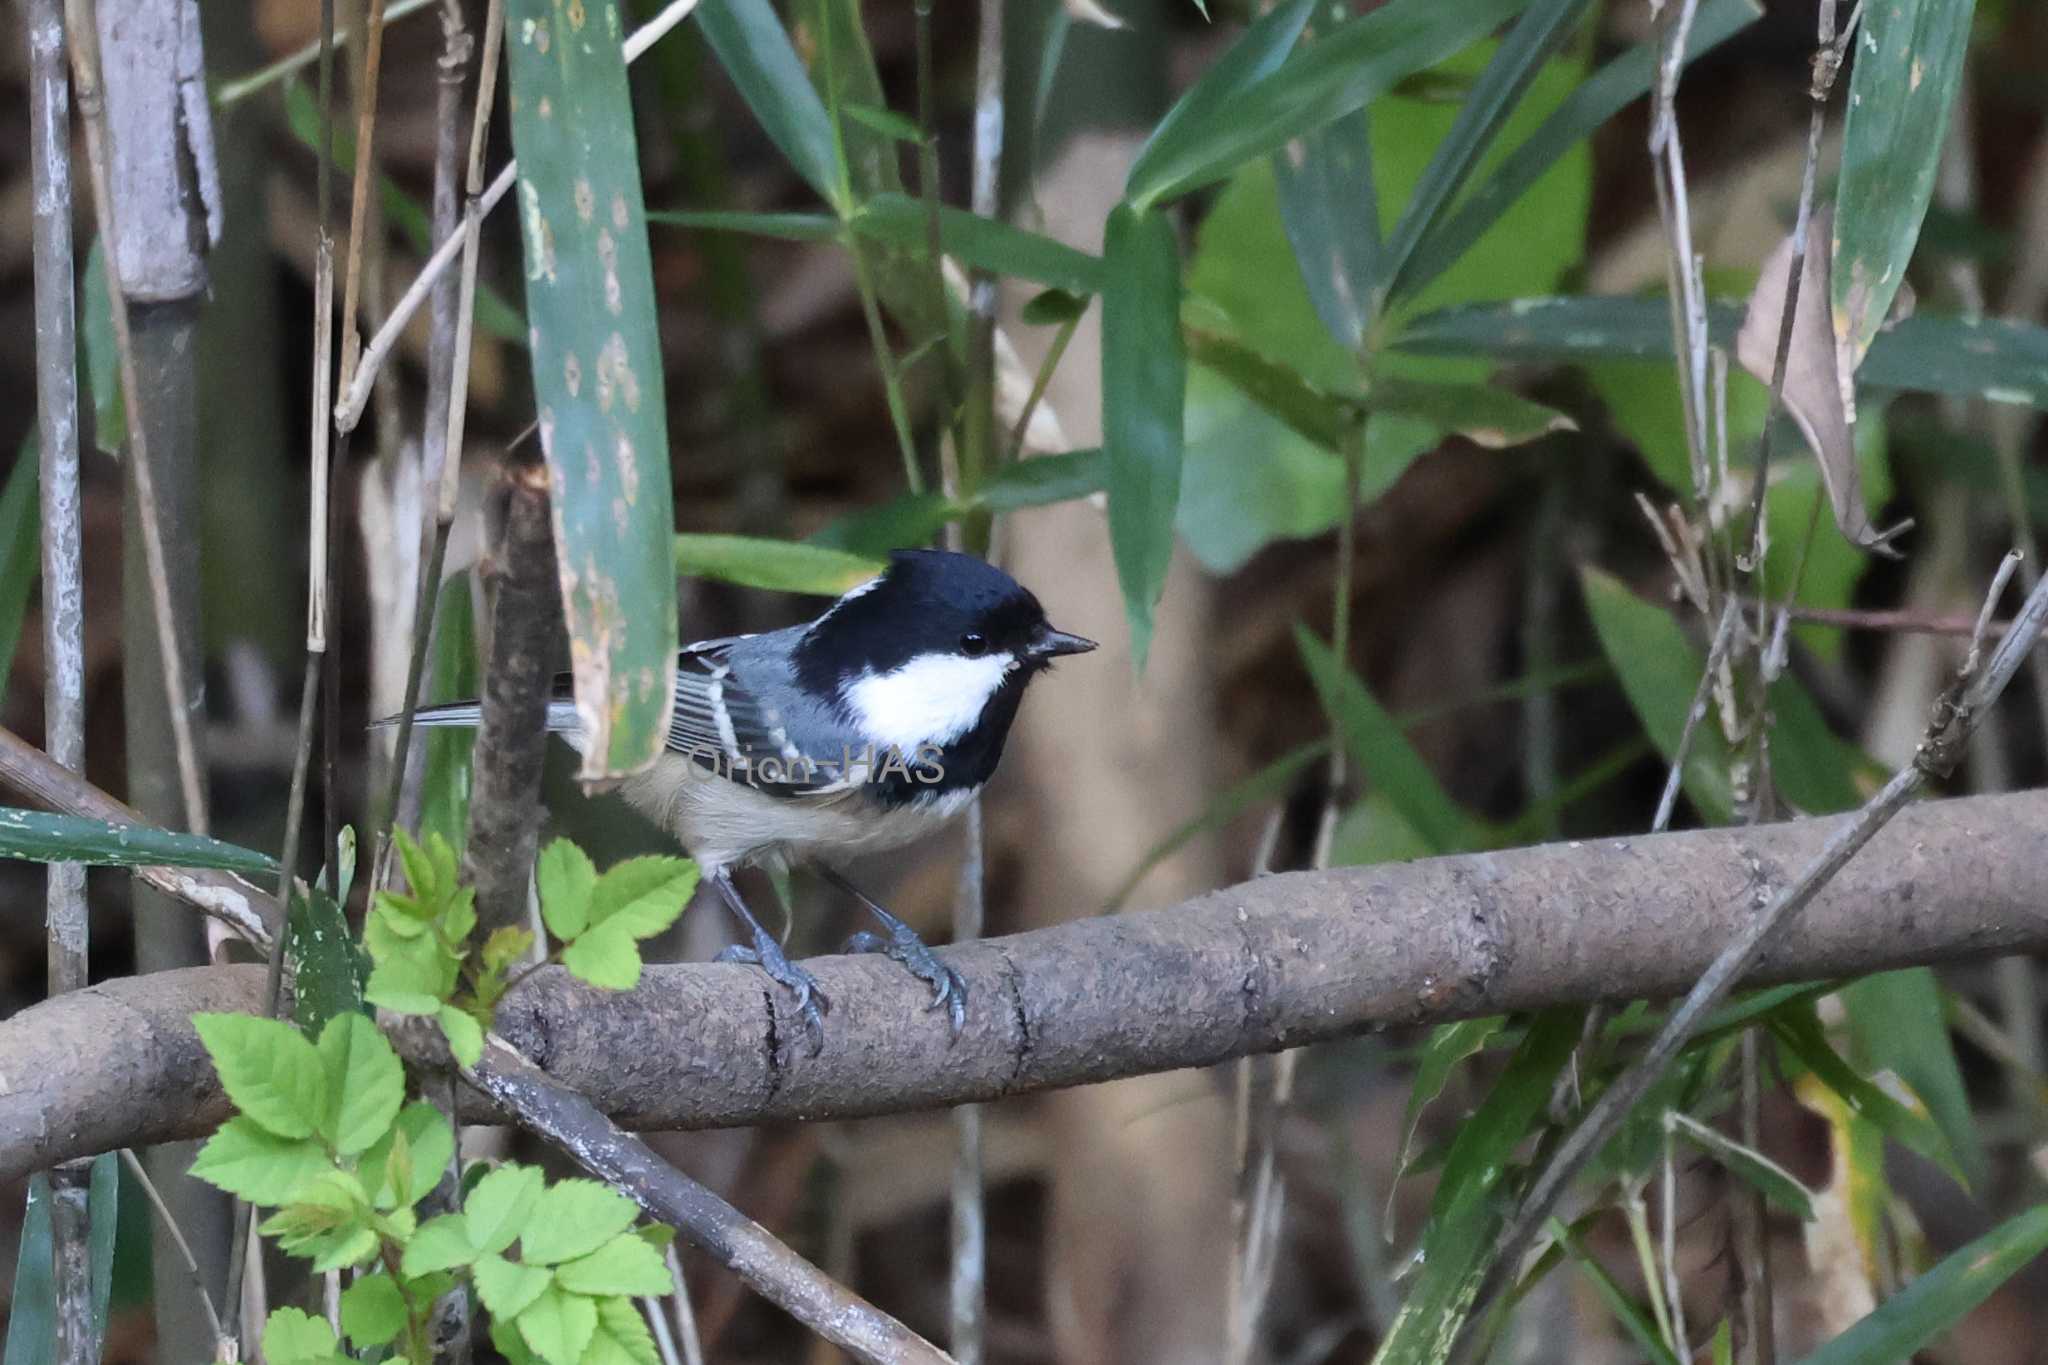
[{"left": 960, "top": 632, "right": 989, "bottom": 657}]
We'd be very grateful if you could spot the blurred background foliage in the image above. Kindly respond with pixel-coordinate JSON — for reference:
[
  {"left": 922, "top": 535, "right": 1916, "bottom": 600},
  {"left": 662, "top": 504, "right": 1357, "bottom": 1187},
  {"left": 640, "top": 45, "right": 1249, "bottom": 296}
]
[{"left": 6, "top": 0, "right": 2048, "bottom": 1360}]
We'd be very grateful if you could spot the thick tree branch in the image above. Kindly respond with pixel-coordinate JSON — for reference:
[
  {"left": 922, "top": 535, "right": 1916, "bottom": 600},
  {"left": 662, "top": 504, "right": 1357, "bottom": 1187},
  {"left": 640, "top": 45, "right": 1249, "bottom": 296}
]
[{"left": 6, "top": 787, "right": 2048, "bottom": 1184}]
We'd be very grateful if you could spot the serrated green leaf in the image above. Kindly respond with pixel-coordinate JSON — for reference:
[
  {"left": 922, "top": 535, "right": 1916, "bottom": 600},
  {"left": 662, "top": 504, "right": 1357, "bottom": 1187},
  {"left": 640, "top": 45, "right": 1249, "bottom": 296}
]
[
  {"left": 317, "top": 1013, "right": 405, "bottom": 1155},
  {"left": 402, "top": 1214, "right": 478, "bottom": 1277},
  {"left": 262, "top": 1308, "right": 342, "bottom": 1365},
  {"left": 483, "top": 926, "right": 536, "bottom": 977},
  {"left": 561, "top": 922, "right": 644, "bottom": 990},
  {"left": 694, "top": 0, "right": 845, "bottom": 212},
  {"left": 586, "top": 1295, "right": 660, "bottom": 1365},
  {"left": 339, "top": 1273, "right": 408, "bottom": 1348},
  {"left": 538, "top": 839, "right": 597, "bottom": 942},
  {"left": 1296, "top": 627, "right": 1486, "bottom": 854},
  {"left": 440, "top": 1005, "right": 485, "bottom": 1068},
  {"left": 364, "top": 931, "right": 461, "bottom": 1015},
  {"left": 193, "top": 1013, "right": 328, "bottom": 1141},
  {"left": 190, "top": 1118, "right": 334, "bottom": 1205},
  {"left": 587, "top": 856, "right": 697, "bottom": 937},
  {"left": 553, "top": 1233, "right": 671, "bottom": 1297},
  {"left": 465, "top": 1164, "right": 548, "bottom": 1256},
  {"left": 475, "top": 1253, "right": 554, "bottom": 1321},
  {"left": 1793, "top": 1204, "right": 2048, "bottom": 1365},
  {"left": 1102, "top": 202, "right": 1185, "bottom": 673},
  {"left": 362, "top": 1102, "right": 455, "bottom": 1210},
  {"left": 518, "top": 1180, "right": 639, "bottom": 1266},
  {"left": 0, "top": 809, "right": 278, "bottom": 874},
  {"left": 517, "top": 1285, "right": 599, "bottom": 1365}
]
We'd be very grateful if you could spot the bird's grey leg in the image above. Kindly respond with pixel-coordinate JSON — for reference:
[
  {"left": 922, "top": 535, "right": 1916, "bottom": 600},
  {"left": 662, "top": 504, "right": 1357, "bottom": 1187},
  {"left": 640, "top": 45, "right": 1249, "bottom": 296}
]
[
  {"left": 708, "top": 869, "right": 829, "bottom": 1054},
  {"left": 819, "top": 865, "right": 967, "bottom": 1036}
]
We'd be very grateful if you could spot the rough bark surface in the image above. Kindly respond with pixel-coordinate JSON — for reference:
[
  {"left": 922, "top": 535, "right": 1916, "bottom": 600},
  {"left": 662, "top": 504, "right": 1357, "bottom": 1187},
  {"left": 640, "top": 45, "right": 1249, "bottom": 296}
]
[{"left": 4, "top": 789, "right": 2045, "bottom": 1182}]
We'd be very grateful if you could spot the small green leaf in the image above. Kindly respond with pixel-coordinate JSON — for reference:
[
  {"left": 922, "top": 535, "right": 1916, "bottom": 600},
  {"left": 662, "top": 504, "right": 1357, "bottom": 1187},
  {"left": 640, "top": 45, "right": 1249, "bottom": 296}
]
[
  {"left": 190, "top": 1118, "right": 334, "bottom": 1205},
  {"left": 401, "top": 1213, "right": 479, "bottom": 1277},
  {"left": 475, "top": 1253, "right": 553, "bottom": 1320},
  {"left": 1668, "top": 1112, "right": 1816, "bottom": 1221},
  {"left": 1398, "top": 1017, "right": 1507, "bottom": 1174},
  {"left": 1021, "top": 288, "right": 1089, "bottom": 326},
  {"left": 0, "top": 809, "right": 278, "bottom": 874},
  {"left": 552, "top": 1233, "right": 671, "bottom": 1297},
  {"left": 316, "top": 1013, "right": 406, "bottom": 1156},
  {"left": 339, "top": 1274, "right": 408, "bottom": 1349},
  {"left": 673, "top": 534, "right": 884, "bottom": 595},
  {"left": 193, "top": 1013, "right": 328, "bottom": 1141},
  {"left": 976, "top": 448, "right": 1108, "bottom": 511},
  {"left": 362, "top": 1102, "right": 455, "bottom": 1210},
  {"left": 517, "top": 1284, "right": 600, "bottom": 1365},
  {"left": 1793, "top": 1205, "right": 2048, "bottom": 1365},
  {"left": 586, "top": 856, "right": 698, "bottom": 937},
  {"left": 586, "top": 1295, "right": 660, "bottom": 1365},
  {"left": 81, "top": 242, "right": 124, "bottom": 457},
  {"left": 465, "top": 1164, "right": 548, "bottom": 1256},
  {"left": 561, "top": 924, "right": 644, "bottom": 990},
  {"left": 262, "top": 1308, "right": 343, "bottom": 1365},
  {"left": 1296, "top": 626, "right": 1485, "bottom": 854},
  {"left": 518, "top": 1180, "right": 640, "bottom": 1266},
  {"left": 537, "top": 839, "right": 598, "bottom": 942},
  {"left": 1102, "top": 202, "right": 1186, "bottom": 672},
  {"left": 694, "top": 0, "right": 846, "bottom": 212},
  {"left": 440, "top": 1005, "right": 485, "bottom": 1068}
]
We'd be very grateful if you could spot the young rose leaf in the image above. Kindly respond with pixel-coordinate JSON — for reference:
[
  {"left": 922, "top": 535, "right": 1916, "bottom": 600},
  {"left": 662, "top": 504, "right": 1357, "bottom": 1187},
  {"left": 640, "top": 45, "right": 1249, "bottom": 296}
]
[
  {"left": 439, "top": 1005, "right": 485, "bottom": 1068},
  {"left": 560, "top": 923, "right": 644, "bottom": 990},
  {"left": 401, "top": 1213, "right": 479, "bottom": 1277},
  {"left": 362, "top": 1102, "right": 456, "bottom": 1210},
  {"left": 585, "top": 856, "right": 698, "bottom": 937},
  {"left": 193, "top": 1013, "right": 328, "bottom": 1141},
  {"left": 364, "top": 941, "right": 459, "bottom": 1016},
  {"left": 516, "top": 1285, "right": 599, "bottom": 1365},
  {"left": 316, "top": 1013, "right": 405, "bottom": 1155},
  {"left": 587, "top": 1294, "right": 660, "bottom": 1365},
  {"left": 262, "top": 1308, "right": 344, "bottom": 1365},
  {"left": 474, "top": 1253, "right": 553, "bottom": 1321},
  {"left": 465, "top": 1164, "right": 548, "bottom": 1256},
  {"left": 190, "top": 1118, "right": 334, "bottom": 1206},
  {"left": 339, "top": 1273, "right": 408, "bottom": 1348},
  {"left": 551, "top": 1233, "right": 671, "bottom": 1297},
  {"left": 517, "top": 1180, "right": 639, "bottom": 1266},
  {"left": 537, "top": 840, "right": 598, "bottom": 942}
]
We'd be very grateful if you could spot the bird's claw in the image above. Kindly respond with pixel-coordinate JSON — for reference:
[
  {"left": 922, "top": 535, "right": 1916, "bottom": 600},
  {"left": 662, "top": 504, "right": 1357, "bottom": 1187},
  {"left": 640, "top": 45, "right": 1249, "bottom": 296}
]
[
  {"left": 717, "top": 935, "right": 830, "bottom": 1056},
  {"left": 843, "top": 923, "right": 968, "bottom": 1038}
]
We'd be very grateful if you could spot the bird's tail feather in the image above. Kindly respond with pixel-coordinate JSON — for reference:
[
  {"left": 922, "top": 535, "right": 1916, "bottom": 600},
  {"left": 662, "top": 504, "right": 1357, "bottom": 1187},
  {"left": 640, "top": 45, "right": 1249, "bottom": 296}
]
[{"left": 370, "top": 699, "right": 581, "bottom": 732}]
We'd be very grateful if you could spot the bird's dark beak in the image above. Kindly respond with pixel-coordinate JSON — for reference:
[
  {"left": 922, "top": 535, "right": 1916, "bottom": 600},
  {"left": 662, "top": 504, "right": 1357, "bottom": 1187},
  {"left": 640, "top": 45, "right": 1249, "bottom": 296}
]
[{"left": 1029, "top": 627, "right": 1097, "bottom": 660}]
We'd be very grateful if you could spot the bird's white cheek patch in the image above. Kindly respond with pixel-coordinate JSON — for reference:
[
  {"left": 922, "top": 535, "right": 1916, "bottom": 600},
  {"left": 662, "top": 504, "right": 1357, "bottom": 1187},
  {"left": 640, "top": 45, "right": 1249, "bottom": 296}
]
[{"left": 841, "top": 652, "right": 1015, "bottom": 752}]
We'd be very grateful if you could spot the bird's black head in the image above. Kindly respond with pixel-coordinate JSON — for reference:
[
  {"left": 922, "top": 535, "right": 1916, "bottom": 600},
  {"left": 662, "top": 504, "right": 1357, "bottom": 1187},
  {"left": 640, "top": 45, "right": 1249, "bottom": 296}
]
[
  {"left": 793, "top": 549, "right": 1093, "bottom": 688},
  {"left": 791, "top": 550, "right": 1095, "bottom": 800}
]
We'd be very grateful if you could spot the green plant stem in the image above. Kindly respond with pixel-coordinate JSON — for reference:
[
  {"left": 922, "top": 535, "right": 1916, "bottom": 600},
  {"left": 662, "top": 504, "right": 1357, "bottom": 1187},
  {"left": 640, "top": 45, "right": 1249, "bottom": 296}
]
[{"left": 848, "top": 232, "right": 926, "bottom": 495}]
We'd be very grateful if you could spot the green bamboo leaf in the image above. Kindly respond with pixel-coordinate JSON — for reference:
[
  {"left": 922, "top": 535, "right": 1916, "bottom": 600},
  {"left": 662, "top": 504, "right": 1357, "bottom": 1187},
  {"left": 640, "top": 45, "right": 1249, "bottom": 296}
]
[
  {"left": 853, "top": 193, "right": 1109, "bottom": 295},
  {"left": 1127, "top": 0, "right": 1315, "bottom": 212},
  {"left": 674, "top": 534, "right": 882, "bottom": 595},
  {"left": 420, "top": 572, "right": 479, "bottom": 855},
  {"left": 1381, "top": 0, "right": 1594, "bottom": 303},
  {"left": 1272, "top": 101, "right": 1380, "bottom": 351},
  {"left": 798, "top": 0, "right": 902, "bottom": 201},
  {"left": 646, "top": 208, "right": 841, "bottom": 241},
  {"left": 694, "top": 0, "right": 846, "bottom": 212},
  {"left": 1398, "top": 1017, "right": 1506, "bottom": 1175},
  {"left": 1296, "top": 626, "right": 1485, "bottom": 854},
  {"left": 1184, "top": 328, "right": 1354, "bottom": 450},
  {"left": 1372, "top": 375, "right": 1575, "bottom": 448},
  {"left": 976, "top": 448, "right": 1108, "bottom": 510},
  {"left": 808, "top": 492, "right": 959, "bottom": 555},
  {"left": 1832, "top": 0, "right": 1978, "bottom": 361},
  {"left": 1127, "top": 0, "right": 1530, "bottom": 211},
  {"left": 809, "top": 451, "right": 1110, "bottom": 556},
  {"left": 81, "top": 242, "right": 123, "bottom": 456},
  {"left": 1397, "top": 0, "right": 1759, "bottom": 302},
  {"left": 0, "top": 440, "right": 39, "bottom": 699},
  {"left": 1792, "top": 1205, "right": 2048, "bottom": 1365},
  {"left": 1550, "top": 1217, "right": 1684, "bottom": 1365},
  {"left": 1668, "top": 1111, "right": 1817, "bottom": 1221},
  {"left": 0, "top": 808, "right": 278, "bottom": 873},
  {"left": 1773, "top": 1007, "right": 1967, "bottom": 1188},
  {"left": 505, "top": 0, "right": 678, "bottom": 780},
  {"left": 1106, "top": 739, "right": 1328, "bottom": 913},
  {"left": 1, "top": 1157, "right": 118, "bottom": 1365},
  {"left": 841, "top": 100, "right": 924, "bottom": 146},
  {"left": 1102, "top": 203, "right": 1186, "bottom": 672},
  {"left": 286, "top": 884, "right": 368, "bottom": 1038},
  {"left": 1842, "top": 969, "right": 1987, "bottom": 1189},
  {"left": 1021, "top": 288, "right": 1089, "bottom": 326}
]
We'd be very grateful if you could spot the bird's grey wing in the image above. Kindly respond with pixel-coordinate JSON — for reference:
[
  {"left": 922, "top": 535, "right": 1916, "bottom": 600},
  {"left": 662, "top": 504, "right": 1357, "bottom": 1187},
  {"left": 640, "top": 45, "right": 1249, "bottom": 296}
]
[{"left": 664, "top": 637, "right": 857, "bottom": 798}]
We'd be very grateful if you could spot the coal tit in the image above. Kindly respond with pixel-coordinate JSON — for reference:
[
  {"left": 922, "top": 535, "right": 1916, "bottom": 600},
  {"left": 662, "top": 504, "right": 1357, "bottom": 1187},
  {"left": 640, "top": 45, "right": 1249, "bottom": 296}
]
[{"left": 408, "top": 548, "right": 1095, "bottom": 1045}]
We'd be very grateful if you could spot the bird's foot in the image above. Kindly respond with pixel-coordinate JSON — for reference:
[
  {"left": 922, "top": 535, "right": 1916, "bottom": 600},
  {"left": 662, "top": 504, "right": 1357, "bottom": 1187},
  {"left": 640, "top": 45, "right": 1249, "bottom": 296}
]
[
  {"left": 716, "top": 930, "right": 830, "bottom": 1056},
  {"left": 844, "top": 921, "right": 967, "bottom": 1037}
]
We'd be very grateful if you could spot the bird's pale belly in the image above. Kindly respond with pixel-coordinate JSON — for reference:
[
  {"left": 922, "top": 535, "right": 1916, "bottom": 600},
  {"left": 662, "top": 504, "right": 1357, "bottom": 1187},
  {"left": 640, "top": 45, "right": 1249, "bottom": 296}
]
[{"left": 620, "top": 756, "right": 977, "bottom": 874}]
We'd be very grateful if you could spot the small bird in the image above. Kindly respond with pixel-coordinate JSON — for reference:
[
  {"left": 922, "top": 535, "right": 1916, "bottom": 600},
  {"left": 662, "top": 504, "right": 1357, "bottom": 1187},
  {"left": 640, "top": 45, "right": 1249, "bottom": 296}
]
[{"left": 407, "top": 548, "right": 1095, "bottom": 1047}]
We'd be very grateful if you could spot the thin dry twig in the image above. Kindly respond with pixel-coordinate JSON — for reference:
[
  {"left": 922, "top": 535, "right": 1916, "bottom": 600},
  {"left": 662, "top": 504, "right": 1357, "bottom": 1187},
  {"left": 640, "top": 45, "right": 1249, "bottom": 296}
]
[{"left": 119, "top": 1149, "right": 229, "bottom": 1354}]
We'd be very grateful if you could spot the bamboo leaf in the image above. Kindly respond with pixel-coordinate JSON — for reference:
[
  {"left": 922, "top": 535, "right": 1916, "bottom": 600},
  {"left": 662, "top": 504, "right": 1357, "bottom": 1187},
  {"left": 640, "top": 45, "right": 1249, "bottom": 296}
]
[
  {"left": 1774, "top": 1007, "right": 1967, "bottom": 1188},
  {"left": 1126, "top": 0, "right": 1530, "bottom": 211},
  {"left": 1371, "top": 375, "right": 1576, "bottom": 448},
  {"left": 0, "top": 441, "right": 38, "bottom": 699},
  {"left": 1272, "top": 103, "right": 1380, "bottom": 349},
  {"left": 1296, "top": 626, "right": 1485, "bottom": 854},
  {"left": 1668, "top": 1111, "right": 1818, "bottom": 1221},
  {"left": 286, "top": 885, "right": 369, "bottom": 1038},
  {"left": 1381, "top": 0, "right": 1595, "bottom": 303},
  {"left": 1, "top": 1157, "right": 119, "bottom": 1365},
  {"left": 695, "top": 0, "right": 846, "bottom": 212},
  {"left": 1792, "top": 1205, "right": 2048, "bottom": 1365},
  {"left": 1551, "top": 1216, "right": 1685, "bottom": 1365},
  {"left": 506, "top": 0, "right": 679, "bottom": 779},
  {"left": 646, "top": 208, "right": 841, "bottom": 241},
  {"left": 853, "top": 193, "right": 1109, "bottom": 294},
  {"left": 1842, "top": 969, "right": 1987, "bottom": 1190},
  {"left": 0, "top": 808, "right": 278, "bottom": 873},
  {"left": 420, "top": 573, "right": 479, "bottom": 856},
  {"left": 1398, "top": 0, "right": 1759, "bottom": 302},
  {"left": 1832, "top": 0, "right": 1978, "bottom": 361},
  {"left": 798, "top": 0, "right": 902, "bottom": 201},
  {"left": 674, "top": 534, "right": 882, "bottom": 595},
  {"left": 1101, "top": 203, "right": 1186, "bottom": 671}
]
